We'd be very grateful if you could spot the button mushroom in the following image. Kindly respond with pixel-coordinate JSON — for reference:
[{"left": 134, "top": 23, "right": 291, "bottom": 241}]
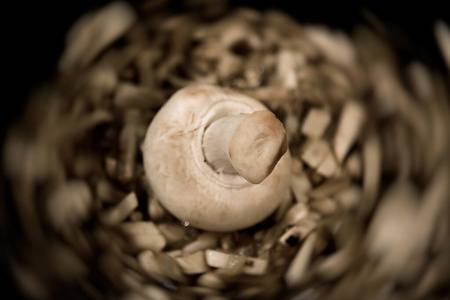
[{"left": 142, "top": 84, "right": 291, "bottom": 231}]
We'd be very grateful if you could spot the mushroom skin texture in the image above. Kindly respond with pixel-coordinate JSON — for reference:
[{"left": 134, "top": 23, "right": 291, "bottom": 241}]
[{"left": 142, "top": 84, "right": 291, "bottom": 232}]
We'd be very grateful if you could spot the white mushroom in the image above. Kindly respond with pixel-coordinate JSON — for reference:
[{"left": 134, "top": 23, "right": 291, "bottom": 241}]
[{"left": 142, "top": 84, "right": 291, "bottom": 231}]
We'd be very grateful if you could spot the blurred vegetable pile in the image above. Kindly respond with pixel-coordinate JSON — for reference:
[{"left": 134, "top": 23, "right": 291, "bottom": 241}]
[{"left": 1, "top": 1, "right": 449, "bottom": 299}]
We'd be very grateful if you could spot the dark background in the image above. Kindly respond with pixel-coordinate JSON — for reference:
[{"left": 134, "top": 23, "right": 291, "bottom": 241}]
[{"left": 1, "top": 1, "right": 449, "bottom": 299}]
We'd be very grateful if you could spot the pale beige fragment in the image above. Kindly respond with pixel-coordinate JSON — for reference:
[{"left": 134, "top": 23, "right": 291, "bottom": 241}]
[
  {"left": 284, "top": 232, "right": 318, "bottom": 287},
  {"left": 148, "top": 198, "right": 168, "bottom": 221},
  {"left": 166, "top": 250, "right": 183, "bottom": 258},
  {"left": 334, "top": 185, "right": 362, "bottom": 210},
  {"left": 301, "top": 139, "right": 329, "bottom": 168},
  {"left": 242, "top": 257, "right": 269, "bottom": 275},
  {"left": 197, "top": 272, "right": 227, "bottom": 289},
  {"left": 121, "top": 269, "right": 144, "bottom": 290},
  {"left": 301, "top": 108, "right": 331, "bottom": 138},
  {"left": 217, "top": 53, "right": 243, "bottom": 80},
  {"left": 86, "top": 67, "right": 118, "bottom": 105},
  {"left": 179, "top": 286, "right": 220, "bottom": 297},
  {"left": 359, "top": 130, "right": 381, "bottom": 220},
  {"left": 344, "top": 151, "right": 362, "bottom": 178},
  {"left": 205, "top": 250, "right": 268, "bottom": 275},
  {"left": 284, "top": 113, "right": 300, "bottom": 141},
  {"left": 205, "top": 250, "right": 244, "bottom": 272},
  {"left": 315, "top": 244, "right": 357, "bottom": 280},
  {"left": 120, "top": 221, "right": 166, "bottom": 252},
  {"left": 366, "top": 182, "right": 424, "bottom": 282},
  {"left": 137, "top": 250, "right": 161, "bottom": 277},
  {"left": 46, "top": 180, "right": 92, "bottom": 229},
  {"left": 435, "top": 20, "right": 450, "bottom": 70},
  {"left": 182, "top": 232, "right": 219, "bottom": 254},
  {"left": 275, "top": 50, "right": 298, "bottom": 89},
  {"left": 118, "top": 111, "right": 140, "bottom": 183},
  {"left": 310, "top": 198, "right": 338, "bottom": 216},
  {"left": 59, "top": 1, "right": 136, "bottom": 72},
  {"left": 99, "top": 192, "right": 138, "bottom": 226},
  {"left": 291, "top": 173, "right": 312, "bottom": 203},
  {"left": 308, "top": 177, "right": 351, "bottom": 199},
  {"left": 114, "top": 83, "right": 164, "bottom": 109},
  {"left": 104, "top": 156, "right": 118, "bottom": 177},
  {"left": 95, "top": 179, "right": 124, "bottom": 203},
  {"left": 138, "top": 250, "right": 187, "bottom": 283},
  {"left": 157, "top": 223, "right": 186, "bottom": 246},
  {"left": 304, "top": 25, "right": 357, "bottom": 70},
  {"left": 176, "top": 251, "right": 209, "bottom": 274},
  {"left": 333, "top": 101, "right": 365, "bottom": 162},
  {"left": 141, "top": 285, "right": 171, "bottom": 300},
  {"left": 279, "top": 202, "right": 309, "bottom": 227},
  {"left": 316, "top": 150, "right": 339, "bottom": 178},
  {"left": 279, "top": 218, "right": 316, "bottom": 246},
  {"left": 407, "top": 62, "right": 434, "bottom": 101}
]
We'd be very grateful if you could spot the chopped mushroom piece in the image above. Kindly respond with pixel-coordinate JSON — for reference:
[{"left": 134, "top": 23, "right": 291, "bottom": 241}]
[
  {"left": 301, "top": 108, "right": 332, "bottom": 138},
  {"left": 304, "top": 25, "right": 357, "bottom": 71},
  {"left": 46, "top": 180, "right": 92, "bottom": 229},
  {"left": 279, "top": 218, "right": 316, "bottom": 246},
  {"left": 135, "top": 285, "right": 171, "bottom": 300},
  {"left": 344, "top": 151, "right": 362, "bottom": 179},
  {"left": 315, "top": 242, "right": 359, "bottom": 280},
  {"left": 114, "top": 83, "right": 165, "bottom": 109},
  {"left": 166, "top": 250, "right": 183, "bottom": 258},
  {"left": 137, "top": 251, "right": 162, "bottom": 277},
  {"left": 99, "top": 192, "right": 139, "bottom": 226},
  {"left": 434, "top": 20, "right": 450, "bottom": 70},
  {"left": 333, "top": 100, "right": 366, "bottom": 162},
  {"left": 316, "top": 148, "right": 339, "bottom": 178},
  {"left": 178, "top": 286, "right": 220, "bottom": 297},
  {"left": 138, "top": 250, "right": 187, "bottom": 283},
  {"left": 308, "top": 177, "right": 351, "bottom": 199},
  {"left": 284, "top": 232, "right": 318, "bottom": 288},
  {"left": 301, "top": 139, "right": 330, "bottom": 168},
  {"left": 275, "top": 50, "right": 299, "bottom": 89},
  {"left": 359, "top": 129, "right": 381, "bottom": 219},
  {"left": 335, "top": 185, "right": 362, "bottom": 210},
  {"left": 148, "top": 198, "right": 168, "bottom": 221},
  {"left": 175, "top": 251, "right": 210, "bottom": 274},
  {"left": 58, "top": 1, "right": 136, "bottom": 72},
  {"left": 291, "top": 173, "right": 312, "bottom": 203},
  {"left": 118, "top": 110, "right": 141, "bottom": 183},
  {"left": 104, "top": 156, "right": 118, "bottom": 178},
  {"left": 279, "top": 203, "right": 309, "bottom": 228},
  {"left": 95, "top": 179, "right": 125, "bottom": 203},
  {"left": 366, "top": 182, "right": 423, "bottom": 281},
  {"left": 182, "top": 232, "right": 219, "bottom": 253},
  {"left": 197, "top": 272, "right": 227, "bottom": 289},
  {"left": 120, "top": 221, "right": 166, "bottom": 252},
  {"left": 205, "top": 250, "right": 268, "bottom": 275},
  {"left": 157, "top": 223, "right": 187, "bottom": 246},
  {"left": 310, "top": 198, "right": 338, "bottom": 216}
]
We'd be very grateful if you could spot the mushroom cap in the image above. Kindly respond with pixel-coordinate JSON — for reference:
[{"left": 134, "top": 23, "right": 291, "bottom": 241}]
[{"left": 142, "top": 84, "right": 291, "bottom": 232}]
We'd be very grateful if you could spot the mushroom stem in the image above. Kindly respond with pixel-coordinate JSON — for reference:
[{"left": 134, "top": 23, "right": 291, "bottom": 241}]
[{"left": 203, "top": 110, "right": 288, "bottom": 184}]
